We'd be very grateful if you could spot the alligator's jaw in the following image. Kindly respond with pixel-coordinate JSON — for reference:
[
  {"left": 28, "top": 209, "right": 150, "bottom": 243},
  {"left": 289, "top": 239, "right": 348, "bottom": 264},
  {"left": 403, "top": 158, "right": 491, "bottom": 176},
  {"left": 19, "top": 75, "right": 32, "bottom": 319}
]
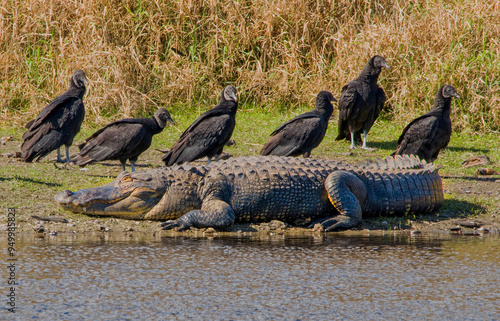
[{"left": 55, "top": 187, "right": 161, "bottom": 219}]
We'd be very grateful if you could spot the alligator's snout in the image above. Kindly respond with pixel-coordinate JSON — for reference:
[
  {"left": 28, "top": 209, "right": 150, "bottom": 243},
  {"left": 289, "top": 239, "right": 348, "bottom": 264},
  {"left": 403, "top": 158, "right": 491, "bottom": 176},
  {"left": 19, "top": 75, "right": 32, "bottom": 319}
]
[
  {"left": 55, "top": 189, "right": 74, "bottom": 204},
  {"left": 54, "top": 177, "right": 165, "bottom": 219}
]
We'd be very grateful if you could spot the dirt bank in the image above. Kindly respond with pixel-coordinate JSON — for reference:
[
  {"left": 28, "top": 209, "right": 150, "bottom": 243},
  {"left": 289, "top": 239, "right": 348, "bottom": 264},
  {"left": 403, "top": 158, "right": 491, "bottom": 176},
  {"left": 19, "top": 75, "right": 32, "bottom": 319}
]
[{"left": 1, "top": 131, "right": 499, "bottom": 237}]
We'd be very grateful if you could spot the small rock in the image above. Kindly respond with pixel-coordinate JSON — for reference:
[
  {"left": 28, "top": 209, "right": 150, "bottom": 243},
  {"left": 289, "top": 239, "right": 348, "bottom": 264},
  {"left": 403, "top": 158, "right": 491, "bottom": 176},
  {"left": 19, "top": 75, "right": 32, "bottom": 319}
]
[
  {"left": 204, "top": 227, "right": 216, "bottom": 234},
  {"left": 267, "top": 220, "right": 288, "bottom": 230},
  {"left": 294, "top": 217, "right": 311, "bottom": 226},
  {"left": 477, "top": 227, "right": 490, "bottom": 234},
  {"left": 312, "top": 223, "right": 324, "bottom": 232},
  {"left": 462, "top": 155, "right": 491, "bottom": 168},
  {"left": 477, "top": 168, "right": 499, "bottom": 175},
  {"left": 459, "top": 221, "right": 483, "bottom": 228},
  {"left": 33, "top": 224, "right": 45, "bottom": 233},
  {"left": 124, "top": 227, "right": 134, "bottom": 232},
  {"left": 0, "top": 135, "right": 12, "bottom": 145},
  {"left": 463, "top": 230, "right": 482, "bottom": 236},
  {"left": 49, "top": 231, "right": 58, "bottom": 236},
  {"left": 410, "top": 230, "right": 422, "bottom": 235},
  {"left": 99, "top": 226, "right": 111, "bottom": 232},
  {"left": 31, "top": 215, "right": 68, "bottom": 223}
]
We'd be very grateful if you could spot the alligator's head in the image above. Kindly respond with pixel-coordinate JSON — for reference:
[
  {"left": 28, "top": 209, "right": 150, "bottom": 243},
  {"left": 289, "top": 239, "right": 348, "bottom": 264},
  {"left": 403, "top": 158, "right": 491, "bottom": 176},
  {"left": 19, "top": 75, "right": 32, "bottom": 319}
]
[{"left": 55, "top": 170, "right": 169, "bottom": 219}]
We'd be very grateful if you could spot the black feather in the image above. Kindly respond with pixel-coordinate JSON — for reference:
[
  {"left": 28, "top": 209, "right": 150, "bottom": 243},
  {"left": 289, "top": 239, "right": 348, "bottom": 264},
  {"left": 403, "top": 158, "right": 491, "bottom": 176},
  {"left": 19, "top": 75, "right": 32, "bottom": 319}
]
[
  {"left": 393, "top": 84, "right": 460, "bottom": 162},
  {"left": 21, "top": 70, "right": 88, "bottom": 162},
  {"left": 336, "top": 55, "right": 389, "bottom": 148},
  {"left": 162, "top": 85, "right": 238, "bottom": 166},
  {"left": 260, "top": 91, "right": 336, "bottom": 158},
  {"left": 75, "top": 108, "right": 174, "bottom": 171}
]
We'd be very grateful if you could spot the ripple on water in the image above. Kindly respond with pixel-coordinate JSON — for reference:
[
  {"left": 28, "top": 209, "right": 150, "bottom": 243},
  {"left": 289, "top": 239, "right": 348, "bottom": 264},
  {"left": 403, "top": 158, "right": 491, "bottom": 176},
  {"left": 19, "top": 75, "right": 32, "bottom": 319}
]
[{"left": 2, "top": 233, "right": 499, "bottom": 320}]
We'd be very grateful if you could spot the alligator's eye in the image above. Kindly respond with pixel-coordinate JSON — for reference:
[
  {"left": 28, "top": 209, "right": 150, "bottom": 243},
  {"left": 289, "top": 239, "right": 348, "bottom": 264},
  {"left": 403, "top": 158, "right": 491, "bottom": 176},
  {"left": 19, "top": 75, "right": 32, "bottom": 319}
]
[
  {"left": 131, "top": 187, "right": 157, "bottom": 198},
  {"left": 120, "top": 174, "right": 133, "bottom": 182}
]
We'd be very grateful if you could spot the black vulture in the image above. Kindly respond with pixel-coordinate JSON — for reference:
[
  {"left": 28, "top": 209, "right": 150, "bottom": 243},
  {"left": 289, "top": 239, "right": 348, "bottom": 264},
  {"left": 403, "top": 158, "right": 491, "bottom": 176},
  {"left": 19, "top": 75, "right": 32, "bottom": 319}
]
[
  {"left": 21, "top": 70, "right": 88, "bottom": 162},
  {"left": 162, "top": 85, "right": 238, "bottom": 166},
  {"left": 75, "top": 108, "right": 175, "bottom": 172},
  {"left": 336, "top": 55, "right": 389, "bottom": 149},
  {"left": 392, "top": 84, "right": 460, "bottom": 163},
  {"left": 260, "top": 91, "right": 336, "bottom": 158}
]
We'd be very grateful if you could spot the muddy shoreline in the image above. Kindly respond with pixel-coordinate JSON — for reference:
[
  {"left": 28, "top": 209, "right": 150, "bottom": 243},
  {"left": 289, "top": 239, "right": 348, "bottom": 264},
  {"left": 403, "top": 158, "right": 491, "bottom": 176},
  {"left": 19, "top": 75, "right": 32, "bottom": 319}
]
[{"left": 4, "top": 211, "right": 499, "bottom": 239}]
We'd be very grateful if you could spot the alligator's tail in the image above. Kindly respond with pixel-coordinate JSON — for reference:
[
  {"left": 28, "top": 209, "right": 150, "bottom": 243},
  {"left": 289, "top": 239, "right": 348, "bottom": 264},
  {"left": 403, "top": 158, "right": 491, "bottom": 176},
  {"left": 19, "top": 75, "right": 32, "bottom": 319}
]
[
  {"left": 355, "top": 154, "right": 425, "bottom": 171},
  {"left": 356, "top": 167, "right": 443, "bottom": 216},
  {"left": 323, "top": 162, "right": 443, "bottom": 231}
]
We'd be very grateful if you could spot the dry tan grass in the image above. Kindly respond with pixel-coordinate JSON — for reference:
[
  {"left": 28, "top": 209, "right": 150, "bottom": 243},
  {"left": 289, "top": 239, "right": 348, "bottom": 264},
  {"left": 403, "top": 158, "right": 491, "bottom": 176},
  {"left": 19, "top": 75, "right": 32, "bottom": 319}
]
[{"left": 0, "top": 0, "right": 499, "bottom": 131}]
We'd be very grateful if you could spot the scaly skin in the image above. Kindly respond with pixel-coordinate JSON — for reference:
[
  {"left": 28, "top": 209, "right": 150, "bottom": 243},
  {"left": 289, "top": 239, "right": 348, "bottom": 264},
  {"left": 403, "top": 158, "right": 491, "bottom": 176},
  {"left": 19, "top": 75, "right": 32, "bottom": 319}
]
[{"left": 55, "top": 155, "right": 443, "bottom": 231}]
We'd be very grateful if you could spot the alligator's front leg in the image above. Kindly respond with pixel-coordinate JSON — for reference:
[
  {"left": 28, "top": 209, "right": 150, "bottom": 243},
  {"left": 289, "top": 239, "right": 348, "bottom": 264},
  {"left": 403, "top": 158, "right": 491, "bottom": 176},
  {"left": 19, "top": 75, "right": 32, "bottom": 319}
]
[
  {"left": 322, "top": 171, "right": 367, "bottom": 231},
  {"left": 161, "top": 199, "right": 235, "bottom": 231}
]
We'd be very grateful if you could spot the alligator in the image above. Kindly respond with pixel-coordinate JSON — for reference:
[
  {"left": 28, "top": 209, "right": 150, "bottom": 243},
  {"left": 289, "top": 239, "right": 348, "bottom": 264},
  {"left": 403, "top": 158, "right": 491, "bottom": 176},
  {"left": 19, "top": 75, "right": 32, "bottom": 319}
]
[{"left": 55, "top": 155, "right": 444, "bottom": 231}]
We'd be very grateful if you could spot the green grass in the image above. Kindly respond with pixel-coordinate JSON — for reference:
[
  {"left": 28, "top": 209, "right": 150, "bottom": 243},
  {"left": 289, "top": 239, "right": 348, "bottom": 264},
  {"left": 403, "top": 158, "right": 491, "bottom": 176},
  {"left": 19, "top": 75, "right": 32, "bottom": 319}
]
[
  {"left": 0, "top": 104, "right": 498, "bottom": 233},
  {"left": 1, "top": 103, "right": 499, "bottom": 173},
  {"left": 2, "top": 0, "right": 499, "bottom": 132}
]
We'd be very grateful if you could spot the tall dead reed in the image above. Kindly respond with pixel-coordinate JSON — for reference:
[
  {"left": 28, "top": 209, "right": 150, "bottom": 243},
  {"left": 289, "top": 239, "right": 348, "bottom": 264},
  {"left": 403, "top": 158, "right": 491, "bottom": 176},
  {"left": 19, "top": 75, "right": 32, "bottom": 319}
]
[{"left": 0, "top": 0, "right": 499, "bottom": 131}]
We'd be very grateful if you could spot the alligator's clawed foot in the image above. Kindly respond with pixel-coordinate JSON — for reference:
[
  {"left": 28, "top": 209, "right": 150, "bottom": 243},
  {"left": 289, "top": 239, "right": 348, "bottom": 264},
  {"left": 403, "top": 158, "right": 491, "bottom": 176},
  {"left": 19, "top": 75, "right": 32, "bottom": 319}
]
[
  {"left": 161, "top": 220, "right": 190, "bottom": 231},
  {"left": 319, "top": 218, "right": 344, "bottom": 231},
  {"left": 320, "top": 216, "right": 360, "bottom": 232}
]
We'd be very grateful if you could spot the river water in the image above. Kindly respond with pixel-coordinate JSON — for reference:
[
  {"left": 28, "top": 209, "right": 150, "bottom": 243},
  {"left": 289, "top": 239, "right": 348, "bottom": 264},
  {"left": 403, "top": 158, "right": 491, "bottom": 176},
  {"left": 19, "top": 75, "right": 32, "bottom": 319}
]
[{"left": 1, "top": 232, "right": 499, "bottom": 320}]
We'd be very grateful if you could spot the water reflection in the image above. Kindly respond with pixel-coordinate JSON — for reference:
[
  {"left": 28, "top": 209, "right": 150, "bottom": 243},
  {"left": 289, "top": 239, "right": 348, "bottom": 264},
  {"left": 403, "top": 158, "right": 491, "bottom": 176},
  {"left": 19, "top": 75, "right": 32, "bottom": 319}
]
[{"left": 1, "top": 232, "right": 499, "bottom": 320}]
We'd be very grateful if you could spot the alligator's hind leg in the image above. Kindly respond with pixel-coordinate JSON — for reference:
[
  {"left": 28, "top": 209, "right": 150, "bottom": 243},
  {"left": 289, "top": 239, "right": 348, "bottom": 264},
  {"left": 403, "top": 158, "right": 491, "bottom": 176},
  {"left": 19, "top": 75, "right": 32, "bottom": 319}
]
[
  {"left": 322, "top": 171, "right": 367, "bottom": 231},
  {"left": 161, "top": 199, "right": 235, "bottom": 231}
]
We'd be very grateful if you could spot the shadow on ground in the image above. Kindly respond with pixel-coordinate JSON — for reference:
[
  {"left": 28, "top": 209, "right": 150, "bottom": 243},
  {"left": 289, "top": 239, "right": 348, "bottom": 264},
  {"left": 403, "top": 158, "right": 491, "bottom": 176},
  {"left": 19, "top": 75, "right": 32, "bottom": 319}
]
[
  {"left": 439, "top": 198, "right": 486, "bottom": 218},
  {"left": 363, "top": 199, "right": 486, "bottom": 231},
  {"left": 13, "top": 175, "right": 62, "bottom": 187},
  {"left": 442, "top": 175, "right": 499, "bottom": 182},
  {"left": 367, "top": 140, "right": 398, "bottom": 152},
  {"left": 447, "top": 146, "right": 490, "bottom": 153}
]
